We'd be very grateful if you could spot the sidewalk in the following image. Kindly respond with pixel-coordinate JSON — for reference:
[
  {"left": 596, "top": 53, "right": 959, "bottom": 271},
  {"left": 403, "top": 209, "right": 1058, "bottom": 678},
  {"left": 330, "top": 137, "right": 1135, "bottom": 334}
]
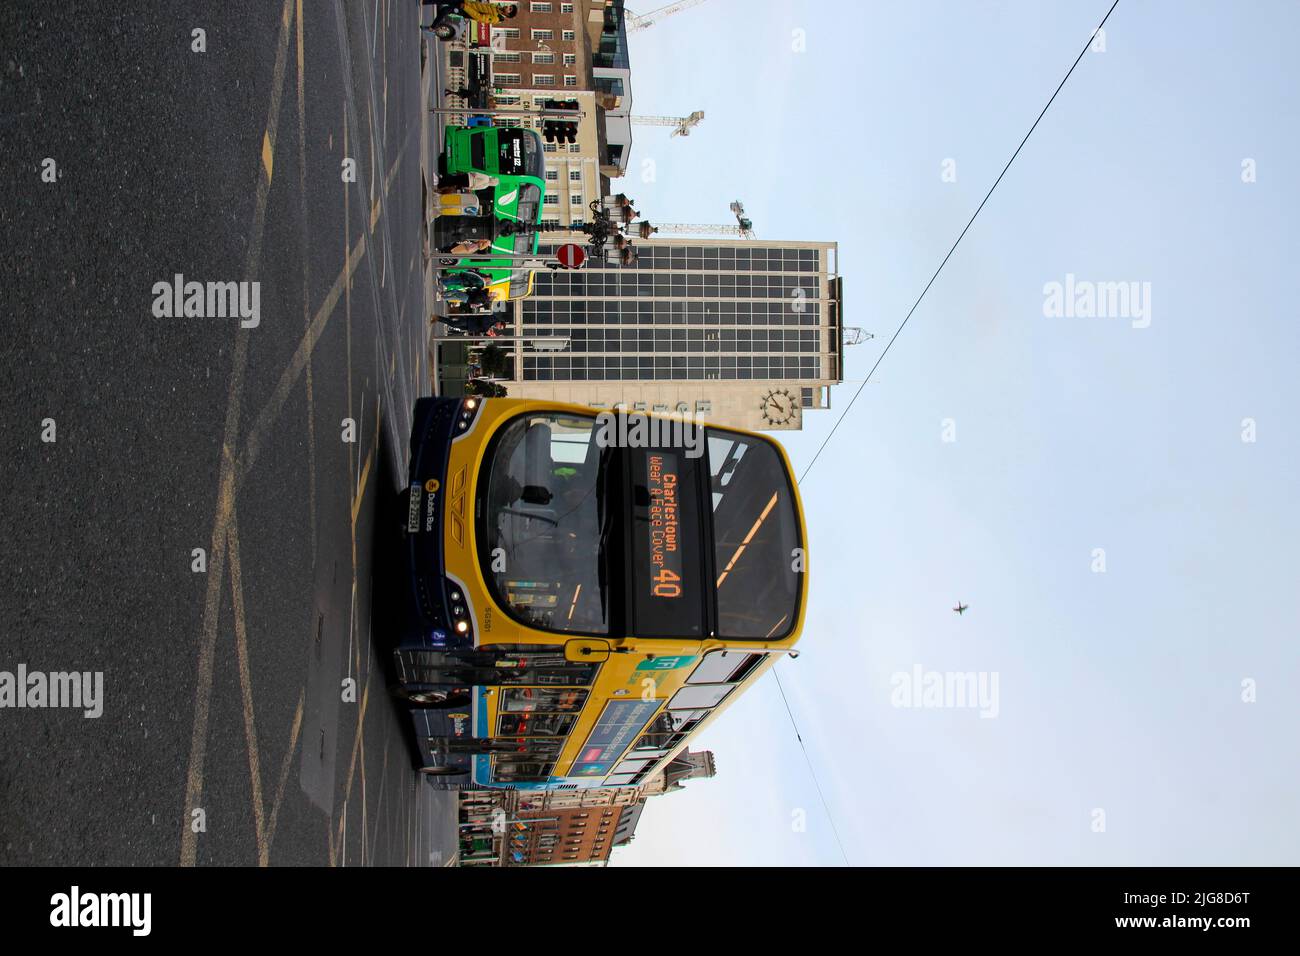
[{"left": 422, "top": 28, "right": 476, "bottom": 398}]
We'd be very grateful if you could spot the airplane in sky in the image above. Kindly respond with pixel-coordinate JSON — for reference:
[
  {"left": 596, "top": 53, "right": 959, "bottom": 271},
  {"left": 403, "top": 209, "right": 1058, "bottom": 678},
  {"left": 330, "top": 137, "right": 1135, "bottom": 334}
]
[{"left": 953, "top": 603, "right": 968, "bottom": 615}]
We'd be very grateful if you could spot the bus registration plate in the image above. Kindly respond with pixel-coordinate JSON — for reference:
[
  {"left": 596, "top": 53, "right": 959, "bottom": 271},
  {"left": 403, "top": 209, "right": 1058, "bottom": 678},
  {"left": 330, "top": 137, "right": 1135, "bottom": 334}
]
[{"left": 407, "top": 482, "right": 422, "bottom": 533}]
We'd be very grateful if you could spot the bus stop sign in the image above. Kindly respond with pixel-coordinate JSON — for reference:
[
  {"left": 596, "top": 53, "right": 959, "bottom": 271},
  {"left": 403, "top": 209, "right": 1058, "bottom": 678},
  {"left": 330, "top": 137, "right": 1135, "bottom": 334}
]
[{"left": 555, "top": 244, "right": 586, "bottom": 270}]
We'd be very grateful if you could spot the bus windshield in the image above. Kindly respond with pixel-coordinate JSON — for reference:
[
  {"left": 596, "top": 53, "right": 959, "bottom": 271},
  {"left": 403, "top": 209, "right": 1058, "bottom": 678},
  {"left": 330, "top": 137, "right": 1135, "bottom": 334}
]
[
  {"left": 478, "top": 414, "right": 611, "bottom": 635},
  {"left": 706, "top": 429, "right": 801, "bottom": 639},
  {"left": 477, "top": 415, "right": 800, "bottom": 642},
  {"left": 497, "top": 128, "right": 545, "bottom": 179}
]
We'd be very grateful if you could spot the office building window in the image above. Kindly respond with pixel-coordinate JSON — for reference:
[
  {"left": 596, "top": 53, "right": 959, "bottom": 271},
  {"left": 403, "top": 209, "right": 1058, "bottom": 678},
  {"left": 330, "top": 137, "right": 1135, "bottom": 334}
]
[
  {"left": 546, "top": 170, "right": 559, "bottom": 181},
  {"left": 562, "top": 30, "right": 576, "bottom": 41},
  {"left": 564, "top": 75, "right": 578, "bottom": 87},
  {"left": 569, "top": 143, "right": 581, "bottom": 153},
  {"left": 531, "top": 2, "right": 552, "bottom": 12},
  {"left": 562, "top": 2, "right": 574, "bottom": 12},
  {"left": 534, "top": 74, "right": 556, "bottom": 86},
  {"left": 564, "top": 53, "right": 577, "bottom": 65},
  {"left": 544, "top": 194, "right": 560, "bottom": 205},
  {"left": 496, "top": 73, "right": 521, "bottom": 85},
  {"left": 494, "top": 27, "right": 520, "bottom": 40},
  {"left": 569, "top": 170, "right": 583, "bottom": 181},
  {"left": 571, "top": 193, "right": 583, "bottom": 205},
  {"left": 532, "top": 29, "right": 554, "bottom": 40},
  {"left": 494, "top": 52, "right": 521, "bottom": 64},
  {"left": 533, "top": 52, "right": 555, "bottom": 64},
  {"left": 543, "top": 142, "right": 557, "bottom": 152}
]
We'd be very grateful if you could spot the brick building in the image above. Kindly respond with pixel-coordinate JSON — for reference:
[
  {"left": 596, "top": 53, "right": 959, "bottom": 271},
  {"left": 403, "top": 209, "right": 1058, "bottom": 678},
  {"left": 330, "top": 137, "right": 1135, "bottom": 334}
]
[{"left": 508, "top": 803, "right": 626, "bottom": 866}]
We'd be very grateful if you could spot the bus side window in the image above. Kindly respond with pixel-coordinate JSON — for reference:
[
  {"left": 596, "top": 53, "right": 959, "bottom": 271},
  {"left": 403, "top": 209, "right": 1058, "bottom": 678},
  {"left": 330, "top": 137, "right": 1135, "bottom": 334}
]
[{"left": 687, "top": 651, "right": 764, "bottom": 685}]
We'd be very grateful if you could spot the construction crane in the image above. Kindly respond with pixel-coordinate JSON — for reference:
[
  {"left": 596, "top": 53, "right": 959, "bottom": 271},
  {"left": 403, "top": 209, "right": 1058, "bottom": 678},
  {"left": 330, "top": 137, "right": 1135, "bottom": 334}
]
[
  {"left": 634, "top": 201, "right": 755, "bottom": 239},
  {"left": 643, "top": 222, "right": 748, "bottom": 237},
  {"left": 625, "top": 0, "right": 710, "bottom": 32},
  {"left": 630, "top": 111, "right": 705, "bottom": 137}
]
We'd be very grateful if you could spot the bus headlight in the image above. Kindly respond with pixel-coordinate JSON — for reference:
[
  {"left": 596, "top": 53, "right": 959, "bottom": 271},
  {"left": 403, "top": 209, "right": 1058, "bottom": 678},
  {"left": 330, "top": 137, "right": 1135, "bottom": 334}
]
[
  {"left": 457, "top": 398, "right": 482, "bottom": 433},
  {"left": 446, "top": 583, "right": 473, "bottom": 641}
]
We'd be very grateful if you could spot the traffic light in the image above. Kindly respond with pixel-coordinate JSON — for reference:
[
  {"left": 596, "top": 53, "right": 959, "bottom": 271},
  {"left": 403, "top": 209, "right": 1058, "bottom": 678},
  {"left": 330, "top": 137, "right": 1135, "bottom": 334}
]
[{"left": 539, "top": 99, "right": 580, "bottom": 144}]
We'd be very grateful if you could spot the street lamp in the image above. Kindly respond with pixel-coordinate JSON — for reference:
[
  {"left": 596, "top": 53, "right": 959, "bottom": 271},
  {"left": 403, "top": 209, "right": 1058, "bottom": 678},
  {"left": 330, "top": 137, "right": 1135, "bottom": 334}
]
[{"left": 498, "top": 195, "right": 644, "bottom": 265}]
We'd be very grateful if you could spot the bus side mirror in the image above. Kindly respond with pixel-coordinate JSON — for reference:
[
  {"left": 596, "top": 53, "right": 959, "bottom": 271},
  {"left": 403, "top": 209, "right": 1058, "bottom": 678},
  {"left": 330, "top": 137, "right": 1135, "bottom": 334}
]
[{"left": 565, "top": 639, "right": 611, "bottom": 663}]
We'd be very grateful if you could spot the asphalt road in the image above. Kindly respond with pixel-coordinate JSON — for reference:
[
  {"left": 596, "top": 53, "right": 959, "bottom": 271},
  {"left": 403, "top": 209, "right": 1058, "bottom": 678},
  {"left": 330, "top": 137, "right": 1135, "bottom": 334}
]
[{"left": 0, "top": 1, "right": 456, "bottom": 866}]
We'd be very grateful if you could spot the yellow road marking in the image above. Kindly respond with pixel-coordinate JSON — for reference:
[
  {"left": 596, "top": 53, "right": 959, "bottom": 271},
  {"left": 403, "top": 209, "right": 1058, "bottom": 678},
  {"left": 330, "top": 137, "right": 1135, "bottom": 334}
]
[
  {"left": 352, "top": 442, "right": 374, "bottom": 531},
  {"left": 384, "top": 147, "right": 403, "bottom": 195},
  {"left": 344, "top": 102, "right": 354, "bottom": 492},
  {"left": 340, "top": 677, "right": 371, "bottom": 823},
  {"left": 332, "top": 642, "right": 373, "bottom": 866},
  {"left": 359, "top": 706, "right": 368, "bottom": 866},
  {"left": 238, "top": 233, "right": 368, "bottom": 483},
  {"left": 180, "top": 0, "right": 296, "bottom": 868},
  {"left": 180, "top": 0, "right": 419, "bottom": 868},
  {"left": 350, "top": 397, "right": 381, "bottom": 531},
  {"left": 368, "top": 148, "right": 404, "bottom": 233},
  {"left": 296, "top": 0, "right": 317, "bottom": 561},
  {"left": 180, "top": 458, "right": 235, "bottom": 867},
  {"left": 262, "top": 131, "right": 274, "bottom": 180},
  {"left": 265, "top": 689, "right": 305, "bottom": 854},
  {"left": 227, "top": 510, "right": 269, "bottom": 866},
  {"left": 225, "top": 123, "right": 405, "bottom": 487}
]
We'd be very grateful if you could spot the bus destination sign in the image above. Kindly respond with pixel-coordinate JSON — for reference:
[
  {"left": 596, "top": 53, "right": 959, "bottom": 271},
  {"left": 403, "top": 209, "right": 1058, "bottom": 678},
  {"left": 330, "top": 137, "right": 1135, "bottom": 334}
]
[{"left": 646, "top": 452, "right": 683, "bottom": 600}]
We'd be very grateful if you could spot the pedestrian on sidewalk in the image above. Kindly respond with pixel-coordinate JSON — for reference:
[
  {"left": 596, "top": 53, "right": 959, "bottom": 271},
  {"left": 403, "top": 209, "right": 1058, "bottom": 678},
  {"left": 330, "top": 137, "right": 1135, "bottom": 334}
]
[
  {"left": 444, "top": 237, "right": 493, "bottom": 255},
  {"left": 437, "top": 171, "right": 499, "bottom": 191}
]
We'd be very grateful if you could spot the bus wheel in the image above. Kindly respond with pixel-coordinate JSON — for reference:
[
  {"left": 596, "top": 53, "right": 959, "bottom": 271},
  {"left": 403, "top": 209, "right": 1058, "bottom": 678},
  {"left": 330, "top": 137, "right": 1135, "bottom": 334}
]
[
  {"left": 419, "top": 764, "right": 464, "bottom": 776},
  {"left": 433, "top": 23, "right": 456, "bottom": 40}
]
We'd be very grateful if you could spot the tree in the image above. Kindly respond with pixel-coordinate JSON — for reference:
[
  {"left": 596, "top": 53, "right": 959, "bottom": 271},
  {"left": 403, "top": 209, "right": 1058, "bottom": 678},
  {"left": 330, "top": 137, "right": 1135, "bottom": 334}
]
[
  {"left": 465, "top": 379, "right": 507, "bottom": 397},
  {"left": 479, "top": 343, "right": 512, "bottom": 378}
]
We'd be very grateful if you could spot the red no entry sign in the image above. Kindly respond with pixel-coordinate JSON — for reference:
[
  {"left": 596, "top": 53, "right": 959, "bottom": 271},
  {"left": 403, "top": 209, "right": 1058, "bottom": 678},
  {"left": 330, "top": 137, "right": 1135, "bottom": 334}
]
[{"left": 555, "top": 243, "right": 586, "bottom": 270}]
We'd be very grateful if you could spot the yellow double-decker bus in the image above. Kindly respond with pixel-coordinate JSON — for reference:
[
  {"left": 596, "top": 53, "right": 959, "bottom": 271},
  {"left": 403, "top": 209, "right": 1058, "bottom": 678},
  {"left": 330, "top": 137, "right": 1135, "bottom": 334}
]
[{"left": 392, "top": 397, "right": 807, "bottom": 789}]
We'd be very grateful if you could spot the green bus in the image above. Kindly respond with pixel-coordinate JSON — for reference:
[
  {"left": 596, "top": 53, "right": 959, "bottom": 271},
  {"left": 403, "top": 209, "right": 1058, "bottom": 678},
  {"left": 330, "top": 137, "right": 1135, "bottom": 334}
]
[{"left": 440, "top": 125, "right": 547, "bottom": 302}]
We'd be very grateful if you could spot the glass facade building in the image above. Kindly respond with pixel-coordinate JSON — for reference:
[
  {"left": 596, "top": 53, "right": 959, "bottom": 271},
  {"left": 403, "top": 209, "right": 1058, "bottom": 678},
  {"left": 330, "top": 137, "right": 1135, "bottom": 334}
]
[{"left": 504, "top": 238, "right": 844, "bottom": 432}]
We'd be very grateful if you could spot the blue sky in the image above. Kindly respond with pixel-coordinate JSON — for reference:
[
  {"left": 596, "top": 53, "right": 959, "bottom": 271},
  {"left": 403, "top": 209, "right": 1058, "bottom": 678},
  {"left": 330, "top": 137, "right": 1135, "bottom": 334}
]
[{"left": 610, "top": 0, "right": 1300, "bottom": 865}]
